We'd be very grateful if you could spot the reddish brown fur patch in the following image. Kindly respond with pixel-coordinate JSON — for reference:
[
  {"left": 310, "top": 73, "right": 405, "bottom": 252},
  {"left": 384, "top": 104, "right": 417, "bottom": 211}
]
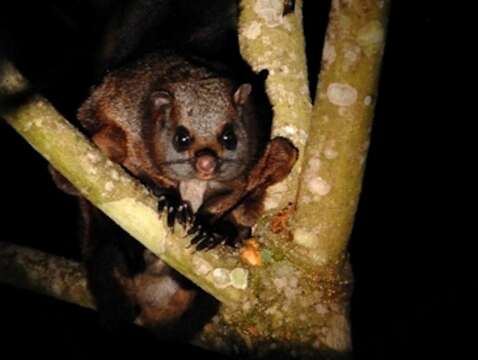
[{"left": 92, "top": 125, "right": 127, "bottom": 163}]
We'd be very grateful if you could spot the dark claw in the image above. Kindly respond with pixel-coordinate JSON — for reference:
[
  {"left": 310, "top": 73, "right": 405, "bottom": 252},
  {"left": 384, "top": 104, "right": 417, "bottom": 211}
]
[
  {"left": 189, "top": 231, "right": 202, "bottom": 246},
  {"left": 167, "top": 206, "right": 175, "bottom": 228},
  {"left": 177, "top": 203, "right": 193, "bottom": 226},
  {"left": 195, "top": 237, "right": 211, "bottom": 251},
  {"left": 188, "top": 213, "right": 238, "bottom": 250},
  {"left": 157, "top": 195, "right": 167, "bottom": 213},
  {"left": 192, "top": 232, "right": 214, "bottom": 251},
  {"left": 187, "top": 223, "right": 201, "bottom": 236},
  {"left": 177, "top": 205, "right": 185, "bottom": 224},
  {"left": 199, "top": 233, "right": 226, "bottom": 251},
  {"left": 151, "top": 187, "right": 192, "bottom": 229}
]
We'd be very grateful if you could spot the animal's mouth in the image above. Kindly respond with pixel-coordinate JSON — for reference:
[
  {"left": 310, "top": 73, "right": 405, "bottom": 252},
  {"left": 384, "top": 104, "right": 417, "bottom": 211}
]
[{"left": 195, "top": 172, "right": 215, "bottom": 180}]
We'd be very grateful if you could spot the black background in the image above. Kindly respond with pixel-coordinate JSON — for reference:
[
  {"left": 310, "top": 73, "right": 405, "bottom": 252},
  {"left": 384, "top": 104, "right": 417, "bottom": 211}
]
[{"left": 0, "top": 1, "right": 465, "bottom": 358}]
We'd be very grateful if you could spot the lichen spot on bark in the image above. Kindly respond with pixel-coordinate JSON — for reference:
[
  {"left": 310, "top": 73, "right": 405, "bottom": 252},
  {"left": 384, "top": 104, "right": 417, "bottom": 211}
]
[
  {"left": 308, "top": 177, "right": 331, "bottom": 196},
  {"left": 243, "top": 21, "right": 262, "bottom": 40},
  {"left": 327, "top": 83, "right": 358, "bottom": 107},
  {"left": 293, "top": 228, "right": 320, "bottom": 249},
  {"left": 357, "top": 20, "right": 385, "bottom": 56},
  {"left": 342, "top": 44, "right": 361, "bottom": 71},
  {"left": 364, "top": 95, "right": 372, "bottom": 106},
  {"left": 211, "top": 268, "right": 231, "bottom": 289},
  {"left": 211, "top": 267, "right": 249, "bottom": 290},
  {"left": 104, "top": 181, "right": 114, "bottom": 192},
  {"left": 323, "top": 41, "right": 336, "bottom": 68},
  {"left": 309, "top": 157, "right": 321, "bottom": 172},
  {"left": 264, "top": 194, "right": 280, "bottom": 211},
  {"left": 110, "top": 169, "right": 120, "bottom": 180},
  {"left": 254, "top": 0, "right": 288, "bottom": 28},
  {"left": 275, "top": 125, "right": 308, "bottom": 146},
  {"left": 192, "top": 255, "right": 213, "bottom": 275},
  {"left": 86, "top": 151, "right": 101, "bottom": 164},
  {"left": 230, "top": 268, "right": 249, "bottom": 290},
  {"left": 324, "top": 141, "right": 339, "bottom": 160}
]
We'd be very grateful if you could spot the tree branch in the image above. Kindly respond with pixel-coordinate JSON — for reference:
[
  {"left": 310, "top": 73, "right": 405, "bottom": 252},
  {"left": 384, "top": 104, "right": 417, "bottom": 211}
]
[
  {"left": 292, "top": 0, "right": 390, "bottom": 269},
  {"left": 0, "top": 241, "right": 94, "bottom": 309},
  {"left": 239, "top": 0, "right": 312, "bottom": 214}
]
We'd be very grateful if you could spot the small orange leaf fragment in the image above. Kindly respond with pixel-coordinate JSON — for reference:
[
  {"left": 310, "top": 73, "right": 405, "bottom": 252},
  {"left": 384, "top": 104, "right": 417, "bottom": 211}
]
[{"left": 240, "top": 239, "right": 262, "bottom": 266}]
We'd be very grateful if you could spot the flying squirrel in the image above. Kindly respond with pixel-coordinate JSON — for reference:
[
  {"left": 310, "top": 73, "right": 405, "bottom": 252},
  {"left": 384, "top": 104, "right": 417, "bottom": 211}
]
[
  {"left": 48, "top": 0, "right": 300, "bottom": 331},
  {"left": 49, "top": 51, "right": 298, "bottom": 331},
  {"left": 78, "top": 52, "right": 298, "bottom": 250},
  {"left": 45, "top": 0, "right": 299, "bottom": 337}
]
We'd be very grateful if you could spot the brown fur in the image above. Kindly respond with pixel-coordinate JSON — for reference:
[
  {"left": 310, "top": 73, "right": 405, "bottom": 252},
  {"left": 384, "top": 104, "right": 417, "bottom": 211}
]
[
  {"left": 78, "top": 52, "right": 298, "bottom": 230},
  {"left": 53, "top": 52, "right": 297, "bottom": 332}
]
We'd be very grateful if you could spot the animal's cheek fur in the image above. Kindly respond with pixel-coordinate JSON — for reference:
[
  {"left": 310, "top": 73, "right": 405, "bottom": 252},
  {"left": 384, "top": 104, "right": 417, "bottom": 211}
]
[
  {"left": 162, "top": 162, "right": 196, "bottom": 181},
  {"left": 216, "top": 161, "right": 248, "bottom": 182}
]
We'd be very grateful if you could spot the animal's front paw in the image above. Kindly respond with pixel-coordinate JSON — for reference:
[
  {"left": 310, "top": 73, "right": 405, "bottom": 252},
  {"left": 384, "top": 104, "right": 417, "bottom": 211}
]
[
  {"left": 187, "top": 213, "right": 239, "bottom": 251},
  {"left": 154, "top": 188, "right": 193, "bottom": 228}
]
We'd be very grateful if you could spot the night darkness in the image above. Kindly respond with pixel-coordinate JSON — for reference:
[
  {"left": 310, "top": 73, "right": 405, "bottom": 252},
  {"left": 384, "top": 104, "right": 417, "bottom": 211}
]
[{"left": 0, "top": 1, "right": 465, "bottom": 359}]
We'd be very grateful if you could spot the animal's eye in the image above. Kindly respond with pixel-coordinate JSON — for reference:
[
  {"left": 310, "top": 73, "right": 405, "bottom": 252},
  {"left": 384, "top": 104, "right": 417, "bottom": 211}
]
[
  {"left": 173, "top": 126, "right": 192, "bottom": 152},
  {"left": 219, "top": 123, "right": 237, "bottom": 151}
]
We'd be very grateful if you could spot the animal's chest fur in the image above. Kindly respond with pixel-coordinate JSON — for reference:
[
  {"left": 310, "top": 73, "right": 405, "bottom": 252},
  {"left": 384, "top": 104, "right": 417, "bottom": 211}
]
[{"left": 179, "top": 179, "right": 229, "bottom": 212}]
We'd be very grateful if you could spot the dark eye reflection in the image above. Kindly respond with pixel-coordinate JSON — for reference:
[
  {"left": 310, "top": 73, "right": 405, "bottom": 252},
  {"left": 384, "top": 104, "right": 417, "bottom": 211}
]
[
  {"left": 173, "top": 126, "right": 192, "bottom": 152},
  {"left": 219, "top": 123, "right": 237, "bottom": 151}
]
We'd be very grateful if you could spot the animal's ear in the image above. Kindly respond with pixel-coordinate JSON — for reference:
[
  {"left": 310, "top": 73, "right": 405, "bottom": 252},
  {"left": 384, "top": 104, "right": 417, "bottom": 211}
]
[
  {"left": 233, "top": 83, "right": 252, "bottom": 106},
  {"left": 150, "top": 90, "right": 173, "bottom": 115}
]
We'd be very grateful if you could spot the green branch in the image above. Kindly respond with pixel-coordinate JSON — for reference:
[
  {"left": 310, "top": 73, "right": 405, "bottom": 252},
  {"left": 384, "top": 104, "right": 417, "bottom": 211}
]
[
  {"left": 239, "top": 0, "right": 312, "bottom": 213},
  {"left": 292, "top": 0, "right": 390, "bottom": 269}
]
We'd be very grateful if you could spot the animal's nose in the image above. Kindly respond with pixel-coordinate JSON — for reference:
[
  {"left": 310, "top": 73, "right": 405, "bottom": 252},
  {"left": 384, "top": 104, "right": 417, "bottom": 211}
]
[{"left": 194, "top": 149, "right": 217, "bottom": 176}]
